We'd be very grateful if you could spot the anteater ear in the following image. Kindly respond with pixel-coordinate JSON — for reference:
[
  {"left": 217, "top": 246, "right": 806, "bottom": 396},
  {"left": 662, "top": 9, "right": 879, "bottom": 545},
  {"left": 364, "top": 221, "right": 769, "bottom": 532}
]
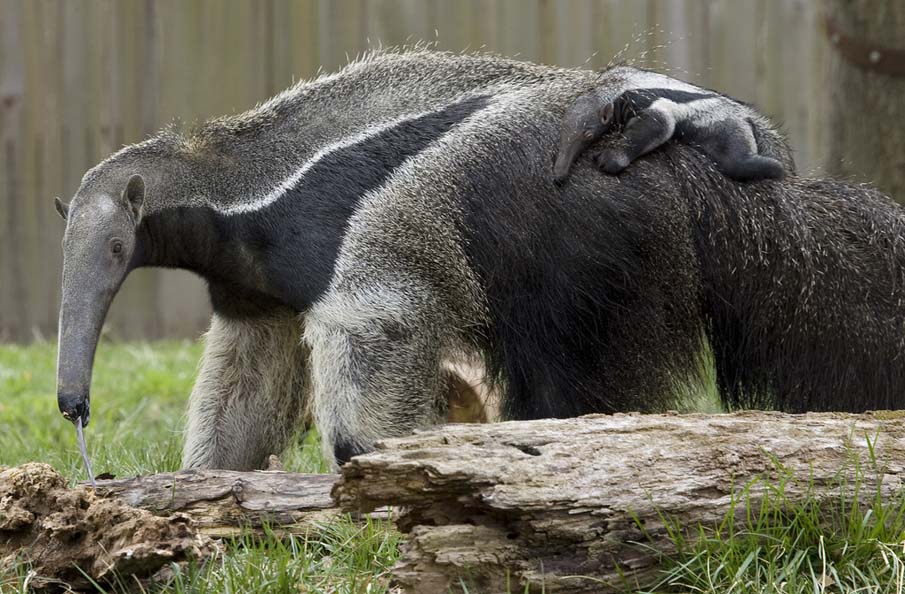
[
  {"left": 122, "top": 174, "right": 145, "bottom": 222},
  {"left": 54, "top": 197, "right": 69, "bottom": 220},
  {"left": 600, "top": 103, "right": 615, "bottom": 125}
]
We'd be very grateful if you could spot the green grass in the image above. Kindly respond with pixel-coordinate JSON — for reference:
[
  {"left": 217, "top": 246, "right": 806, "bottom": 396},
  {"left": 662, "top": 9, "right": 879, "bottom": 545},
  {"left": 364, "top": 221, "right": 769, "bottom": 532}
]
[
  {"left": 1, "top": 340, "right": 202, "bottom": 477},
  {"left": 2, "top": 341, "right": 905, "bottom": 593},
  {"left": 639, "top": 454, "right": 905, "bottom": 594}
]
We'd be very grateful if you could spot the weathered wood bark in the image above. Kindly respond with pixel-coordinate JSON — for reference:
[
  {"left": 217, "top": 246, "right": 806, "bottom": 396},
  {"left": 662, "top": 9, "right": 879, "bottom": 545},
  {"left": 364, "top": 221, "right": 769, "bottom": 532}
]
[
  {"left": 94, "top": 468, "right": 341, "bottom": 537},
  {"left": 334, "top": 411, "right": 905, "bottom": 594},
  {"left": 0, "top": 465, "right": 342, "bottom": 590},
  {"left": 0, "top": 464, "right": 219, "bottom": 591},
  {"left": 826, "top": 0, "right": 905, "bottom": 203}
]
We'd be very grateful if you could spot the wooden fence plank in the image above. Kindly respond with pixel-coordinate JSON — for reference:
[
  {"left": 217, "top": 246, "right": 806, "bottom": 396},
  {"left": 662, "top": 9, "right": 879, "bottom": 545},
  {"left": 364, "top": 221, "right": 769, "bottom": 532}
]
[
  {"left": 1, "top": 0, "right": 27, "bottom": 339},
  {"left": 18, "top": 0, "right": 42, "bottom": 338}
]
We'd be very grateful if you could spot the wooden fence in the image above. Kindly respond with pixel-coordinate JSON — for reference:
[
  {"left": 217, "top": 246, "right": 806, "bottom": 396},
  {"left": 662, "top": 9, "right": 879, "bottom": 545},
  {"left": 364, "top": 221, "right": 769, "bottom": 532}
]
[{"left": 0, "top": 0, "right": 829, "bottom": 342}]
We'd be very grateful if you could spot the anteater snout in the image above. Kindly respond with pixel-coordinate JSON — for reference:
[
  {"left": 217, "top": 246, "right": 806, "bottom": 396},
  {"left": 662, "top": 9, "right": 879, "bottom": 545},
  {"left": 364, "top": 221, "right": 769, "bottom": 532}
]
[{"left": 57, "top": 391, "right": 90, "bottom": 426}]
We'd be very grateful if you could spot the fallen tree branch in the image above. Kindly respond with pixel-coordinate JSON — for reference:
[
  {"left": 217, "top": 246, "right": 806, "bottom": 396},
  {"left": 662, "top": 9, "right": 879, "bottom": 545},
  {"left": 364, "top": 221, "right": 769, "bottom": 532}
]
[
  {"left": 94, "top": 468, "right": 340, "bottom": 537},
  {"left": 333, "top": 411, "right": 905, "bottom": 594}
]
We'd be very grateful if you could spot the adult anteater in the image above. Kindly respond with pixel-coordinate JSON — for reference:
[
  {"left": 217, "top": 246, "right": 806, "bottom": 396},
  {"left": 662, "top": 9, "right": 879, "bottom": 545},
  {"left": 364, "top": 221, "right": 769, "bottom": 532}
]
[{"left": 53, "top": 50, "right": 905, "bottom": 470}]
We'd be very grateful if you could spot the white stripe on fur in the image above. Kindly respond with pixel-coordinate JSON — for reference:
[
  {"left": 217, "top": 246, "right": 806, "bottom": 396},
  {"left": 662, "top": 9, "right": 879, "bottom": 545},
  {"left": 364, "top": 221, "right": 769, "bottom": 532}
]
[{"left": 213, "top": 111, "right": 438, "bottom": 216}]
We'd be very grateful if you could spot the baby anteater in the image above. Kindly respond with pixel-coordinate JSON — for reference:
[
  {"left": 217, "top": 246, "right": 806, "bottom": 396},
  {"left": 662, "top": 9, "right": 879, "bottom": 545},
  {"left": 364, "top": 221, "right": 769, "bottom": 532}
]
[{"left": 553, "top": 82, "right": 786, "bottom": 183}]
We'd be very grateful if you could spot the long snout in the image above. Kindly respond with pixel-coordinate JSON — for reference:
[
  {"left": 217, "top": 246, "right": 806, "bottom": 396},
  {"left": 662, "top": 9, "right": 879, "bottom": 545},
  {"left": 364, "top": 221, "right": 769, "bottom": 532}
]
[
  {"left": 57, "top": 316, "right": 99, "bottom": 425},
  {"left": 56, "top": 290, "right": 113, "bottom": 426},
  {"left": 552, "top": 139, "right": 590, "bottom": 184}
]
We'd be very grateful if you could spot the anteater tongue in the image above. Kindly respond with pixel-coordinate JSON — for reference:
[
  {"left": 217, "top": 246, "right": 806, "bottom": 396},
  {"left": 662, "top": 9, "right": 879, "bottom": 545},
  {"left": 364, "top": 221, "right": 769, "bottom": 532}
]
[{"left": 75, "top": 416, "right": 96, "bottom": 488}]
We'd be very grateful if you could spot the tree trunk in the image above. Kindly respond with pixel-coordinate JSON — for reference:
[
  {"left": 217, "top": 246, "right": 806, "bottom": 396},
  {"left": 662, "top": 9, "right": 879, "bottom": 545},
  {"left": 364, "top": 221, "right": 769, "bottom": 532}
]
[
  {"left": 333, "top": 411, "right": 905, "bottom": 594},
  {"left": 825, "top": 0, "right": 905, "bottom": 202}
]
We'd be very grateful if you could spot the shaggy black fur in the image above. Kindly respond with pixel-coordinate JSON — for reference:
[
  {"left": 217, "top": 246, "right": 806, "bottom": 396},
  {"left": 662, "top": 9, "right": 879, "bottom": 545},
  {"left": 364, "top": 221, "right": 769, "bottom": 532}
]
[
  {"left": 681, "top": 157, "right": 905, "bottom": 412},
  {"left": 462, "top": 122, "right": 705, "bottom": 419},
  {"left": 463, "top": 129, "right": 905, "bottom": 417}
]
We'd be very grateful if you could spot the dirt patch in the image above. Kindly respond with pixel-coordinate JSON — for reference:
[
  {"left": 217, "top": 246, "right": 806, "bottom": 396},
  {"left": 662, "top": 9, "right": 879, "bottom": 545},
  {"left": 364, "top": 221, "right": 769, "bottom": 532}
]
[{"left": 0, "top": 463, "right": 217, "bottom": 591}]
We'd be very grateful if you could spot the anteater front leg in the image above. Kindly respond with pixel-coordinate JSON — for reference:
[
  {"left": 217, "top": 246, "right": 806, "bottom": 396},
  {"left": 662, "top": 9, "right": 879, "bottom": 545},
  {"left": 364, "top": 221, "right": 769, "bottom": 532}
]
[
  {"left": 596, "top": 107, "right": 676, "bottom": 174},
  {"left": 305, "top": 284, "right": 452, "bottom": 469},
  {"left": 182, "top": 309, "right": 310, "bottom": 470}
]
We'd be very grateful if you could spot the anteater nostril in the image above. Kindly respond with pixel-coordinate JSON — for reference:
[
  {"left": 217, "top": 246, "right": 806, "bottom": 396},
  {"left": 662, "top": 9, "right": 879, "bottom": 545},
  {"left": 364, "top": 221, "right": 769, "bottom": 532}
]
[{"left": 58, "top": 392, "right": 89, "bottom": 425}]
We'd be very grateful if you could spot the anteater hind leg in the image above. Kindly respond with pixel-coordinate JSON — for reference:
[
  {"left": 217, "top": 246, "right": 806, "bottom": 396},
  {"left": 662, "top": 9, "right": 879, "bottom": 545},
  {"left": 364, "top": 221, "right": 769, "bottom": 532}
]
[
  {"left": 182, "top": 309, "right": 310, "bottom": 470},
  {"left": 305, "top": 285, "right": 452, "bottom": 468},
  {"left": 595, "top": 107, "right": 676, "bottom": 174},
  {"left": 707, "top": 123, "right": 786, "bottom": 181},
  {"left": 718, "top": 154, "right": 786, "bottom": 181}
]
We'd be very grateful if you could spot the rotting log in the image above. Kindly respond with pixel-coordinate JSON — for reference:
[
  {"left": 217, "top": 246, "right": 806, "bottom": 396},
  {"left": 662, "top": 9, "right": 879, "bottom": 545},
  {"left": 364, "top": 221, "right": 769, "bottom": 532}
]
[
  {"left": 94, "top": 468, "right": 341, "bottom": 537},
  {"left": 5, "top": 411, "right": 905, "bottom": 592},
  {"left": 333, "top": 411, "right": 905, "bottom": 594},
  {"left": 0, "top": 464, "right": 218, "bottom": 591},
  {"left": 0, "top": 465, "right": 342, "bottom": 590}
]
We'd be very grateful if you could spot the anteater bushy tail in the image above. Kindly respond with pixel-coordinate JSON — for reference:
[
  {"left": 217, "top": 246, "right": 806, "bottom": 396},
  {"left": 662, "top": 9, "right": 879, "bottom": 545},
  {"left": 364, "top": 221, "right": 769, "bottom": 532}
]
[{"left": 681, "top": 154, "right": 905, "bottom": 412}]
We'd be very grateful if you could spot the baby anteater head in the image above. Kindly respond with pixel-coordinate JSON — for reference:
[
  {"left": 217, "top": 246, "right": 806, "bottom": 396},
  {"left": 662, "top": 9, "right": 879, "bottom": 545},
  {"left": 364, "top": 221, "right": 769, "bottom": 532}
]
[{"left": 552, "top": 93, "right": 616, "bottom": 184}]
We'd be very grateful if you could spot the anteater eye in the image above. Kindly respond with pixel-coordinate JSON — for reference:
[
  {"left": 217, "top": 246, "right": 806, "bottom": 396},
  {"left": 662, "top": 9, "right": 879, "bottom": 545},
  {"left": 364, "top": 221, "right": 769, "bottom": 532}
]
[
  {"left": 111, "top": 240, "right": 123, "bottom": 255},
  {"left": 584, "top": 130, "right": 595, "bottom": 139}
]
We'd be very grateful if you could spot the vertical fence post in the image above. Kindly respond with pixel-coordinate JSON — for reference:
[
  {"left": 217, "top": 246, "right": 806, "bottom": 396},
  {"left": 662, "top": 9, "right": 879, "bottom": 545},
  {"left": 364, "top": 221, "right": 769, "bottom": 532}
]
[{"left": 1, "top": 0, "right": 27, "bottom": 340}]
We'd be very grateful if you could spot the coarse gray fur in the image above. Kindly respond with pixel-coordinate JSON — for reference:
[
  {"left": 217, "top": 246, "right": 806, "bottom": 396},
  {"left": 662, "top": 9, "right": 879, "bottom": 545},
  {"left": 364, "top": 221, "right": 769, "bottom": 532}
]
[
  {"left": 54, "top": 50, "right": 905, "bottom": 472},
  {"left": 182, "top": 307, "right": 310, "bottom": 470},
  {"left": 553, "top": 66, "right": 791, "bottom": 183}
]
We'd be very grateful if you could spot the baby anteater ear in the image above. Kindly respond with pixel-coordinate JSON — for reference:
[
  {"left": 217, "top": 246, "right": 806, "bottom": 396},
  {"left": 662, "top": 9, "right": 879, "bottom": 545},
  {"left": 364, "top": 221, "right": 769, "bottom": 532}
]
[
  {"left": 600, "top": 103, "right": 615, "bottom": 126},
  {"left": 121, "top": 174, "right": 145, "bottom": 222}
]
